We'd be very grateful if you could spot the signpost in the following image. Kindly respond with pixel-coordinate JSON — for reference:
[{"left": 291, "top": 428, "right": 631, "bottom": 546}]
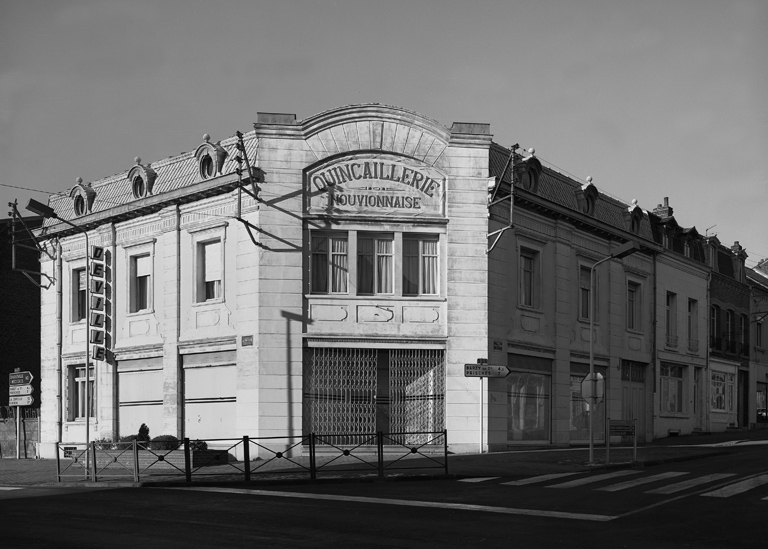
[
  {"left": 9, "top": 371, "right": 35, "bottom": 459},
  {"left": 580, "top": 372, "right": 604, "bottom": 403},
  {"left": 606, "top": 418, "right": 638, "bottom": 464},
  {"left": 10, "top": 395, "right": 34, "bottom": 407},
  {"left": 464, "top": 360, "right": 510, "bottom": 454}
]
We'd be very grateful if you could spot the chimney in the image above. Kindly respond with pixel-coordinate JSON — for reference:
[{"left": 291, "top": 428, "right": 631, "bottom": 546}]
[{"left": 653, "top": 197, "right": 674, "bottom": 218}]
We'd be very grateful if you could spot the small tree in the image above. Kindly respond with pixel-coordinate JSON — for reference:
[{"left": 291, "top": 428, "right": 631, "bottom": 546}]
[{"left": 137, "top": 423, "right": 150, "bottom": 442}]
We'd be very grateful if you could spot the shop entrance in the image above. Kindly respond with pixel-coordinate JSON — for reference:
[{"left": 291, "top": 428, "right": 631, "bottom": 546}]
[
  {"left": 620, "top": 360, "right": 647, "bottom": 443},
  {"left": 303, "top": 347, "right": 445, "bottom": 445}
]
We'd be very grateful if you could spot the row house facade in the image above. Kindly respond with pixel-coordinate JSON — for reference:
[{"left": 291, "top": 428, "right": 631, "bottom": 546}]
[
  {"left": 747, "top": 263, "right": 768, "bottom": 428},
  {"left": 28, "top": 104, "right": 764, "bottom": 459}
]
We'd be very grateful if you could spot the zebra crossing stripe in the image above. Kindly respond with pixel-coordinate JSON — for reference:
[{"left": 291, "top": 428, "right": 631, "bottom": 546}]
[
  {"left": 0, "top": 487, "right": 22, "bottom": 491},
  {"left": 546, "top": 470, "right": 640, "bottom": 488},
  {"left": 701, "top": 474, "right": 768, "bottom": 498},
  {"left": 502, "top": 472, "right": 580, "bottom": 486},
  {"left": 458, "top": 477, "right": 500, "bottom": 483},
  {"left": 595, "top": 471, "right": 690, "bottom": 492},
  {"left": 645, "top": 473, "right": 735, "bottom": 494}
]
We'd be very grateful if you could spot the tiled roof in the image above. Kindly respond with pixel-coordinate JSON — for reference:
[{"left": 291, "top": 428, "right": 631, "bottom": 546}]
[
  {"left": 490, "top": 144, "right": 655, "bottom": 242},
  {"left": 43, "top": 132, "right": 259, "bottom": 227}
]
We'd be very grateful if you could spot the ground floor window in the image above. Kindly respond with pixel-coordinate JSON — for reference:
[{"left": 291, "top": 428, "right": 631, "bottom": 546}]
[
  {"left": 67, "top": 365, "right": 95, "bottom": 421},
  {"left": 507, "top": 372, "right": 550, "bottom": 441},
  {"left": 711, "top": 371, "right": 735, "bottom": 412},
  {"left": 569, "top": 370, "right": 605, "bottom": 442},
  {"left": 303, "top": 347, "right": 445, "bottom": 445},
  {"left": 757, "top": 382, "right": 767, "bottom": 423},
  {"left": 660, "top": 363, "right": 684, "bottom": 414}
]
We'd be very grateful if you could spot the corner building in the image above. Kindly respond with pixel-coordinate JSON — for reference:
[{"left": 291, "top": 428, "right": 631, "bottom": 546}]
[{"left": 37, "top": 104, "right": 673, "bottom": 457}]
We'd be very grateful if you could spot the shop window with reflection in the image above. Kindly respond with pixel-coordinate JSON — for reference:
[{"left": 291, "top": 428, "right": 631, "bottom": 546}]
[
  {"left": 570, "top": 374, "right": 605, "bottom": 441},
  {"left": 403, "top": 235, "right": 438, "bottom": 296},
  {"left": 506, "top": 372, "right": 550, "bottom": 442},
  {"left": 311, "top": 233, "right": 348, "bottom": 294}
]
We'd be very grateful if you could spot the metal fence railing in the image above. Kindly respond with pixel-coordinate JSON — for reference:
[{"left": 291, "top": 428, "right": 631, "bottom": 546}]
[{"left": 55, "top": 430, "right": 448, "bottom": 483}]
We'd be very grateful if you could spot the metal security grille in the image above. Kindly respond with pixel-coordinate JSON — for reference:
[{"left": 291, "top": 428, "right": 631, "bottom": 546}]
[
  {"left": 304, "top": 348, "right": 377, "bottom": 445},
  {"left": 304, "top": 347, "right": 445, "bottom": 445},
  {"left": 390, "top": 349, "right": 445, "bottom": 445}
]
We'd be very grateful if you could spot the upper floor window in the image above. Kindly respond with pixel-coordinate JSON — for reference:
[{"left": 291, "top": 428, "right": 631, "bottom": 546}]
[
  {"left": 73, "top": 268, "right": 87, "bottom": 322},
  {"left": 403, "top": 235, "right": 438, "bottom": 296},
  {"left": 710, "top": 305, "right": 720, "bottom": 346},
  {"left": 129, "top": 254, "right": 152, "bottom": 313},
  {"left": 358, "top": 233, "right": 394, "bottom": 295},
  {"left": 757, "top": 319, "right": 764, "bottom": 349},
  {"left": 665, "top": 292, "right": 678, "bottom": 347},
  {"left": 579, "top": 266, "right": 593, "bottom": 321},
  {"left": 740, "top": 314, "right": 749, "bottom": 354},
  {"left": 687, "top": 299, "right": 698, "bottom": 352},
  {"left": 627, "top": 280, "right": 641, "bottom": 331},
  {"left": 519, "top": 247, "right": 540, "bottom": 309},
  {"left": 311, "top": 234, "right": 348, "bottom": 294},
  {"left": 725, "top": 309, "right": 735, "bottom": 351},
  {"left": 197, "top": 240, "right": 222, "bottom": 302}
]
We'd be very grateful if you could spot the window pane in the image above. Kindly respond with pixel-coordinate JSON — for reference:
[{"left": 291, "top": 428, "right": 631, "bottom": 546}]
[
  {"left": 376, "top": 238, "right": 392, "bottom": 294},
  {"left": 357, "top": 238, "right": 374, "bottom": 294},
  {"left": 311, "top": 236, "right": 329, "bottom": 293},
  {"left": 403, "top": 238, "right": 419, "bottom": 296},
  {"left": 136, "top": 275, "right": 149, "bottom": 310},
  {"left": 203, "top": 241, "right": 222, "bottom": 282},
  {"left": 330, "top": 238, "right": 348, "bottom": 293},
  {"left": 422, "top": 239, "right": 438, "bottom": 295},
  {"left": 522, "top": 254, "right": 534, "bottom": 306}
]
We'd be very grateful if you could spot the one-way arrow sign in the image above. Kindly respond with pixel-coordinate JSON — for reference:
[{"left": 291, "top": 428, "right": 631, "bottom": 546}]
[{"left": 464, "top": 364, "right": 510, "bottom": 378}]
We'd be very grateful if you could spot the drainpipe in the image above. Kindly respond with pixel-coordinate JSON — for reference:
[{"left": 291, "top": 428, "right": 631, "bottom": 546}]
[
  {"left": 56, "top": 239, "right": 63, "bottom": 443},
  {"left": 651, "top": 250, "right": 657, "bottom": 441}
]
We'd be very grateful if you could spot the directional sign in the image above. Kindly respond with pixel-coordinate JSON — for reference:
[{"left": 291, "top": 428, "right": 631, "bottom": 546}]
[
  {"left": 9, "top": 385, "right": 33, "bottom": 396},
  {"left": 581, "top": 372, "right": 604, "bottom": 403},
  {"left": 9, "top": 372, "right": 34, "bottom": 386},
  {"left": 464, "top": 364, "right": 510, "bottom": 378},
  {"left": 9, "top": 395, "right": 34, "bottom": 407}
]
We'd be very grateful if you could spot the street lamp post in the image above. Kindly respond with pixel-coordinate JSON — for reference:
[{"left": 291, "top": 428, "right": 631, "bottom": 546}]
[
  {"left": 588, "top": 240, "right": 641, "bottom": 464},
  {"left": 26, "top": 198, "right": 92, "bottom": 478}
]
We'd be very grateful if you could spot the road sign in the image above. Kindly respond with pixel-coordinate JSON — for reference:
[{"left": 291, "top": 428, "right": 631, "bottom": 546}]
[
  {"left": 464, "top": 364, "right": 510, "bottom": 378},
  {"left": 9, "top": 385, "right": 33, "bottom": 396},
  {"left": 609, "top": 420, "right": 635, "bottom": 436},
  {"left": 9, "top": 395, "right": 34, "bottom": 407},
  {"left": 9, "top": 371, "right": 34, "bottom": 386},
  {"left": 581, "top": 372, "right": 604, "bottom": 403}
]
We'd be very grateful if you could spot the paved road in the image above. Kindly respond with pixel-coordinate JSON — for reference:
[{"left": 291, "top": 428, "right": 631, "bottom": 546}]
[{"left": 0, "top": 443, "right": 766, "bottom": 548}]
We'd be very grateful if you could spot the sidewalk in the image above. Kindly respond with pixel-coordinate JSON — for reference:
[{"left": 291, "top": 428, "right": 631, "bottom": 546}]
[{"left": 1, "top": 428, "right": 765, "bottom": 488}]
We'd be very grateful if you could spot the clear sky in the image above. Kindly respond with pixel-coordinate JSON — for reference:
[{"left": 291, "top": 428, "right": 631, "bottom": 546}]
[{"left": 2, "top": 0, "right": 766, "bottom": 264}]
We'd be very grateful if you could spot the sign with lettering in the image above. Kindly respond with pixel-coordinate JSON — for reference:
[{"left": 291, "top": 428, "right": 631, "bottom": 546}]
[
  {"left": 89, "top": 245, "right": 109, "bottom": 362},
  {"left": 307, "top": 155, "right": 445, "bottom": 218}
]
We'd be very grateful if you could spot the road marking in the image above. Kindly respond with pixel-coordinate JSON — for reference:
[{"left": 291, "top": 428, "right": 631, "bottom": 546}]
[
  {"left": 701, "top": 474, "right": 768, "bottom": 498},
  {"left": 458, "top": 477, "right": 500, "bottom": 483},
  {"left": 596, "top": 472, "right": 689, "bottom": 492},
  {"left": 501, "top": 472, "right": 580, "bottom": 486},
  {"left": 645, "top": 473, "right": 735, "bottom": 494},
  {"left": 164, "top": 486, "right": 617, "bottom": 522},
  {"left": 0, "top": 487, "right": 22, "bottom": 491},
  {"left": 546, "top": 470, "right": 640, "bottom": 488}
]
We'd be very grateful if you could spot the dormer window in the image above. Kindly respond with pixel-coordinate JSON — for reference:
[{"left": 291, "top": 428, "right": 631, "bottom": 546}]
[
  {"left": 577, "top": 177, "right": 599, "bottom": 216},
  {"left": 200, "top": 154, "right": 214, "bottom": 179},
  {"left": 74, "top": 195, "right": 86, "bottom": 217},
  {"left": 70, "top": 177, "right": 96, "bottom": 217},
  {"left": 195, "top": 134, "right": 228, "bottom": 181},
  {"left": 514, "top": 149, "right": 542, "bottom": 193},
  {"left": 132, "top": 176, "right": 145, "bottom": 198},
  {"left": 127, "top": 157, "right": 157, "bottom": 199}
]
